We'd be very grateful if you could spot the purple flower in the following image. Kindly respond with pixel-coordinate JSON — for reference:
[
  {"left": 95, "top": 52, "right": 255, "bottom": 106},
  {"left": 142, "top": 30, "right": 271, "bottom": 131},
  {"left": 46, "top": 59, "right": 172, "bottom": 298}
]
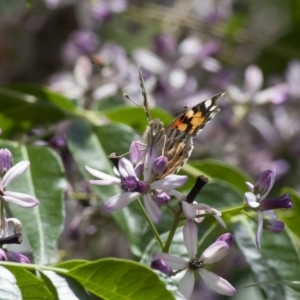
[
  {"left": 227, "top": 65, "right": 288, "bottom": 104},
  {"left": 86, "top": 156, "right": 187, "bottom": 223},
  {"left": 245, "top": 169, "right": 292, "bottom": 248},
  {"left": 0, "top": 161, "right": 39, "bottom": 208},
  {"left": 153, "top": 221, "right": 236, "bottom": 299}
]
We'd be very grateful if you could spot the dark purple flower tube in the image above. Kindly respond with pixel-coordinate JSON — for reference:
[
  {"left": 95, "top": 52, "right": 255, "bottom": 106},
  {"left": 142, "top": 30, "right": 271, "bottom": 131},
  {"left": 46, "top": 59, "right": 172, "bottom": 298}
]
[
  {"left": 259, "top": 193, "right": 292, "bottom": 211},
  {"left": 151, "top": 258, "right": 172, "bottom": 277},
  {"left": 264, "top": 219, "right": 285, "bottom": 233}
]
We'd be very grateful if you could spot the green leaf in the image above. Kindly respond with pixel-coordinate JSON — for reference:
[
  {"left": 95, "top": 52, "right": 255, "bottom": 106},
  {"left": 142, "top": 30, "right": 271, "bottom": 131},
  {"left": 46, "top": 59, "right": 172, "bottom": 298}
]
[
  {"left": 2, "top": 266, "right": 53, "bottom": 300},
  {"left": 183, "top": 159, "right": 252, "bottom": 193},
  {"left": 234, "top": 217, "right": 300, "bottom": 299},
  {"left": 42, "top": 270, "right": 91, "bottom": 300},
  {"left": 0, "top": 85, "right": 76, "bottom": 138},
  {"left": 68, "top": 258, "right": 174, "bottom": 300},
  {"left": 67, "top": 121, "right": 143, "bottom": 256},
  {"left": 0, "top": 266, "right": 22, "bottom": 300},
  {"left": 104, "top": 106, "right": 173, "bottom": 133},
  {"left": 54, "top": 260, "right": 89, "bottom": 271},
  {"left": 0, "top": 140, "right": 66, "bottom": 265}
]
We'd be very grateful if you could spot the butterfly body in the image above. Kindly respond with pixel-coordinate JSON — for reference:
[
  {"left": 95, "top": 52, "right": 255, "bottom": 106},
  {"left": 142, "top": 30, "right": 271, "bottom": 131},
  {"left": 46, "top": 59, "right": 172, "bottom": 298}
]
[{"left": 138, "top": 68, "right": 223, "bottom": 179}]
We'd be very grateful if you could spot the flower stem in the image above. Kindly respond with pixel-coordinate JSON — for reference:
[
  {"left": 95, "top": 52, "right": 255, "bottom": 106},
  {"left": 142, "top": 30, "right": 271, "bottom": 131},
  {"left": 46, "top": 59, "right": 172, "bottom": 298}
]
[
  {"left": 221, "top": 203, "right": 246, "bottom": 215},
  {"left": 137, "top": 198, "right": 164, "bottom": 249},
  {"left": 162, "top": 207, "right": 183, "bottom": 253}
]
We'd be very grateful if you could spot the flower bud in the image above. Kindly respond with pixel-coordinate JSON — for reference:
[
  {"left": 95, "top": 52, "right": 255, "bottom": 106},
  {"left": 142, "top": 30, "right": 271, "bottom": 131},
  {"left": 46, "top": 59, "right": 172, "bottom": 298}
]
[
  {"left": 151, "top": 258, "right": 172, "bottom": 276},
  {"left": 216, "top": 233, "right": 234, "bottom": 247},
  {"left": 264, "top": 219, "right": 285, "bottom": 233},
  {"left": 0, "top": 148, "right": 13, "bottom": 177},
  {"left": 6, "top": 250, "right": 30, "bottom": 263},
  {"left": 152, "top": 156, "right": 168, "bottom": 176}
]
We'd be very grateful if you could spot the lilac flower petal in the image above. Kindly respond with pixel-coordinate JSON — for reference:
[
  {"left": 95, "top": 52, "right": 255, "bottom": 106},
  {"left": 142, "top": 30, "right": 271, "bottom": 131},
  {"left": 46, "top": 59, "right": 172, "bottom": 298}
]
[
  {"left": 168, "top": 189, "right": 184, "bottom": 200},
  {"left": 118, "top": 158, "right": 137, "bottom": 178},
  {"left": 144, "top": 193, "right": 162, "bottom": 223},
  {"left": 129, "top": 141, "right": 145, "bottom": 165},
  {"left": 104, "top": 192, "right": 140, "bottom": 211},
  {"left": 6, "top": 251, "right": 30, "bottom": 263},
  {"left": 255, "top": 169, "right": 275, "bottom": 199},
  {"left": 85, "top": 166, "right": 120, "bottom": 182},
  {"left": 200, "top": 241, "right": 230, "bottom": 264},
  {"left": 143, "top": 146, "right": 157, "bottom": 182},
  {"left": 244, "top": 65, "right": 263, "bottom": 95},
  {"left": 0, "top": 161, "right": 30, "bottom": 189},
  {"left": 0, "top": 218, "right": 8, "bottom": 238},
  {"left": 245, "top": 192, "right": 260, "bottom": 208},
  {"left": 178, "top": 270, "right": 195, "bottom": 300},
  {"left": 182, "top": 201, "right": 196, "bottom": 219},
  {"left": 89, "top": 179, "right": 120, "bottom": 185},
  {"left": 3, "top": 191, "right": 39, "bottom": 208},
  {"left": 199, "top": 269, "right": 236, "bottom": 296},
  {"left": 153, "top": 253, "right": 187, "bottom": 270},
  {"left": 183, "top": 220, "right": 197, "bottom": 259},
  {"left": 213, "top": 214, "right": 227, "bottom": 229},
  {"left": 256, "top": 211, "right": 263, "bottom": 249},
  {"left": 0, "top": 249, "right": 7, "bottom": 261},
  {"left": 151, "top": 175, "right": 187, "bottom": 190}
]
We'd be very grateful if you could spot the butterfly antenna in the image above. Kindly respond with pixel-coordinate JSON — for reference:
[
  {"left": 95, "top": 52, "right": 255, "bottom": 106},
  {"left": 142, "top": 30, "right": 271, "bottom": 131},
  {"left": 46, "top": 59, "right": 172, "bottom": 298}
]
[{"left": 138, "top": 65, "right": 151, "bottom": 123}]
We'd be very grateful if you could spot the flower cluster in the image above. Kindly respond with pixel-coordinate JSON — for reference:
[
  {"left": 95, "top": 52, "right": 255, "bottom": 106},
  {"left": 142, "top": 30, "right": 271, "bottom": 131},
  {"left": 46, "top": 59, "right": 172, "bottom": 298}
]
[
  {"left": 152, "top": 222, "right": 236, "bottom": 299},
  {"left": 244, "top": 169, "right": 292, "bottom": 249},
  {"left": 86, "top": 139, "right": 237, "bottom": 298},
  {"left": 0, "top": 146, "right": 39, "bottom": 263}
]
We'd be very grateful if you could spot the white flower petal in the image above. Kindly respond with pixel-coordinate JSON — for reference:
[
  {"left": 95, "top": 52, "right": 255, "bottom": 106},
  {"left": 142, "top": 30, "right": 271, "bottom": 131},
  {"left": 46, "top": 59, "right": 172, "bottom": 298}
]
[
  {"left": 104, "top": 192, "right": 140, "bottom": 211},
  {"left": 89, "top": 179, "right": 120, "bottom": 185},
  {"left": 199, "top": 269, "right": 236, "bottom": 296},
  {"left": 245, "top": 181, "right": 254, "bottom": 192},
  {"left": 85, "top": 165, "right": 119, "bottom": 182},
  {"left": 150, "top": 175, "right": 187, "bottom": 190},
  {"left": 244, "top": 65, "right": 263, "bottom": 95},
  {"left": 200, "top": 241, "right": 229, "bottom": 264},
  {"left": 256, "top": 211, "right": 263, "bottom": 249},
  {"left": 144, "top": 193, "right": 162, "bottom": 223},
  {"left": 245, "top": 192, "right": 260, "bottom": 208},
  {"left": 0, "top": 161, "right": 29, "bottom": 189},
  {"left": 178, "top": 270, "right": 195, "bottom": 300},
  {"left": 183, "top": 220, "right": 197, "bottom": 259},
  {"left": 182, "top": 201, "right": 196, "bottom": 220},
  {"left": 213, "top": 214, "right": 227, "bottom": 229},
  {"left": 153, "top": 253, "right": 187, "bottom": 270},
  {"left": 3, "top": 191, "right": 39, "bottom": 208},
  {"left": 118, "top": 158, "right": 137, "bottom": 178}
]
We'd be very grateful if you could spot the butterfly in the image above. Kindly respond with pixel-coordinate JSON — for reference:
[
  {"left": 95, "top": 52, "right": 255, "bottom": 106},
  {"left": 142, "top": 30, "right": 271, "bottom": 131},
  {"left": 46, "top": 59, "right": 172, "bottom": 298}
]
[{"left": 138, "top": 68, "right": 223, "bottom": 179}]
